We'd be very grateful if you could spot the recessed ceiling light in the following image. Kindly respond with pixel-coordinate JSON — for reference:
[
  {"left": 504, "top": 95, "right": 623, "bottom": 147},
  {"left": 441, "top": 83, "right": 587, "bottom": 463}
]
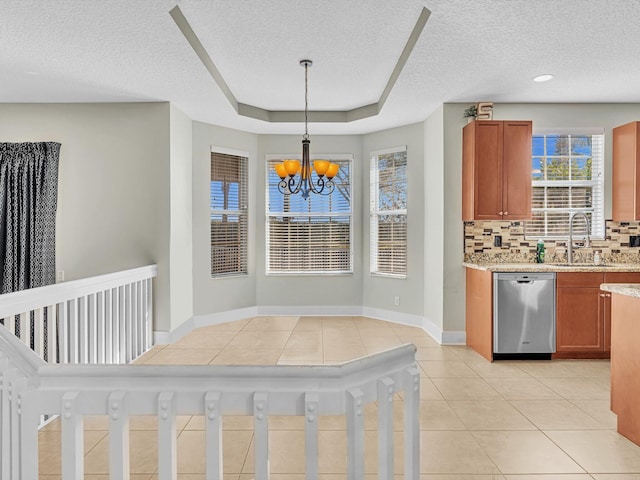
[
  {"left": 25, "top": 71, "right": 40, "bottom": 76},
  {"left": 533, "top": 74, "right": 554, "bottom": 82}
]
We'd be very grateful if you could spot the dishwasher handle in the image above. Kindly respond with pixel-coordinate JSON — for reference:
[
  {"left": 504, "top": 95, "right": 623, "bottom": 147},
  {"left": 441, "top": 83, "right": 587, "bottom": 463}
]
[{"left": 516, "top": 280, "right": 534, "bottom": 284}]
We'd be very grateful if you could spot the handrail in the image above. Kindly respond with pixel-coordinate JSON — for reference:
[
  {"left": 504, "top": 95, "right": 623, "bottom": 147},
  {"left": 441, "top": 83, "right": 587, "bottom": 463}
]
[
  {"left": 0, "top": 264, "right": 157, "bottom": 318},
  {"left": 0, "top": 264, "right": 157, "bottom": 366},
  {"left": 0, "top": 320, "right": 420, "bottom": 479}
]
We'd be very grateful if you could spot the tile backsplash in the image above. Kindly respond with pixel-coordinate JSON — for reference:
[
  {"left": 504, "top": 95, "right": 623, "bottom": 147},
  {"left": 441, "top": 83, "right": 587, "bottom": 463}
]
[{"left": 464, "top": 220, "right": 640, "bottom": 264}]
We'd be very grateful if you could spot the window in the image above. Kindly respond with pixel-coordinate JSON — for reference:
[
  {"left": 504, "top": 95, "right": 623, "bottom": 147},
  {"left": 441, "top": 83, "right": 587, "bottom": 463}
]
[
  {"left": 210, "top": 148, "right": 248, "bottom": 277},
  {"left": 266, "top": 155, "right": 352, "bottom": 274},
  {"left": 527, "top": 133, "right": 604, "bottom": 239},
  {"left": 370, "top": 146, "right": 407, "bottom": 277}
]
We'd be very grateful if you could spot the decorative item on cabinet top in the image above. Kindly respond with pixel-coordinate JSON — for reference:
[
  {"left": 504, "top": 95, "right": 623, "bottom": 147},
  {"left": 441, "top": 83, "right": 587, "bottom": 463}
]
[{"left": 463, "top": 102, "right": 494, "bottom": 122}]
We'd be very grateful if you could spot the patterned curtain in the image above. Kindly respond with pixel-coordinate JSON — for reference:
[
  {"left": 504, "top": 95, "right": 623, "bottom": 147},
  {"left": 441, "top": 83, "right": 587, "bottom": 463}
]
[{"left": 0, "top": 142, "right": 61, "bottom": 293}]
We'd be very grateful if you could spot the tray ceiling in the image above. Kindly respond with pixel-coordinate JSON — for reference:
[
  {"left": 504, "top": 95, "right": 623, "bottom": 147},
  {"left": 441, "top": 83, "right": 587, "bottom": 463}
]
[{"left": 2, "top": 1, "right": 640, "bottom": 134}]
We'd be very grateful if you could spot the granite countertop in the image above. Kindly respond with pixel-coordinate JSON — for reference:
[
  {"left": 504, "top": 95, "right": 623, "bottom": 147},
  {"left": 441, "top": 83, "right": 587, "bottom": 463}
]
[
  {"left": 463, "top": 262, "right": 640, "bottom": 272},
  {"left": 601, "top": 283, "right": 640, "bottom": 298}
]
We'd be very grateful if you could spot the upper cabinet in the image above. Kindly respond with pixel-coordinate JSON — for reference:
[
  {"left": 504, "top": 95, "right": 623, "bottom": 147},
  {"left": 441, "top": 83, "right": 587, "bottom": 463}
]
[
  {"left": 462, "top": 120, "right": 533, "bottom": 221},
  {"left": 612, "top": 121, "right": 640, "bottom": 221}
]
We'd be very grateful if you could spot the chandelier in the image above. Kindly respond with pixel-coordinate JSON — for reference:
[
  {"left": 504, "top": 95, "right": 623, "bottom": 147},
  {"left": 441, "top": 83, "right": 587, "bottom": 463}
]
[{"left": 273, "top": 59, "right": 339, "bottom": 200}]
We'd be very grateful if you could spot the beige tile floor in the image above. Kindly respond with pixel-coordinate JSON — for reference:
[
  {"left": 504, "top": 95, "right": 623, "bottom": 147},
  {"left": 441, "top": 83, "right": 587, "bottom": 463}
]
[{"left": 38, "top": 315, "right": 640, "bottom": 479}]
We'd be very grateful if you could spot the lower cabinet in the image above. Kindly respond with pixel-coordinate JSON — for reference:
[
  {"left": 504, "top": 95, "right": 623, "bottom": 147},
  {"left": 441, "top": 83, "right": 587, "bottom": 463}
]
[{"left": 556, "top": 272, "right": 640, "bottom": 359}]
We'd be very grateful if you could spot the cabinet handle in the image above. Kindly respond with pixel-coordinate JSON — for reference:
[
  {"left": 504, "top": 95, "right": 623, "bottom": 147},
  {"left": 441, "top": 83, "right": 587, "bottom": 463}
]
[
  {"left": 499, "top": 211, "right": 504, "bottom": 215},
  {"left": 504, "top": 211, "right": 509, "bottom": 215},
  {"left": 600, "top": 293, "right": 606, "bottom": 297}
]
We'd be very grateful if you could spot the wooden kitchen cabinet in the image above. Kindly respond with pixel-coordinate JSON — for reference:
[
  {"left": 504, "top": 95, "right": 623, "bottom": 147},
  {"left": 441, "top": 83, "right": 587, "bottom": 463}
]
[
  {"left": 556, "top": 271, "right": 640, "bottom": 358},
  {"left": 556, "top": 272, "right": 605, "bottom": 357},
  {"left": 612, "top": 121, "right": 640, "bottom": 221},
  {"left": 462, "top": 120, "right": 532, "bottom": 221},
  {"left": 465, "top": 268, "right": 493, "bottom": 361},
  {"left": 602, "top": 272, "right": 640, "bottom": 352}
]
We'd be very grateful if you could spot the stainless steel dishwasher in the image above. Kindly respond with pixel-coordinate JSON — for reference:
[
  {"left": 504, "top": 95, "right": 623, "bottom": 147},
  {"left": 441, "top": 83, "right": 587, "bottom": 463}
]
[{"left": 493, "top": 272, "right": 556, "bottom": 356}]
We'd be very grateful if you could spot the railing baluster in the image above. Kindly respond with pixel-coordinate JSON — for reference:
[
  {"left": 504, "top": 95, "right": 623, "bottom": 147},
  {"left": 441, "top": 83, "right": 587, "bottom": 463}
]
[
  {"left": 7, "top": 316, "right": 16, "bottom": 336},
  {"left": 113, "top": 287, "right": 121, "bottom": 364},
  {"left": 88, "top": 294, "right": 98, "bottom": 363},
  {"left": 46, "top": 305, "right": 58, "bottom": 364},
  {"left": 131, "top": 282, "right": 139, "bottom": 359},
  {"left": 78, "top": 296, "right": 89, "bottom": 363},
  {"left": 19, "top": 390, "right": 39, "bottom": 480},
  {"left": 61, "top": 392, "right": 84, "bottom": 480},
  {"left": 33, "top": 308, "right": 44, "bottom": 358},
  {"left": 18, "top": 313, "right": 28, "bottom": 347},
  {"left": 118, "top": 285, "right": 126, "bottom": 363},
  {"left": 304, "top": 392, "right": 319, "bottom": 480},
  {"left": 253, "top": 392, "right": 269, "bottom": 480},
  {"left": 0, "top": 363, "right": 15, "bottom": 480},
  {"left": 109, "top": 391, "right": 130, "bottom": 480},
  {"left": 68, "top": 299, "right": 79, "bottom": 364},
  {"left": 125, "top": 283, "right": 133, "bottom": 362},
  {"left": 378, "top": 377, "right": 395, "bottom": 479},
  {"left": 96, "top": 292, "right": 105, "bottom": 364},
  {"left": 58, "top": 301, "right": 69, "bottom": 364},
  {"left": 403, "top": 367, "right": 420, "bottom": 480},
  {"left": 157, "top": 392, "right": 177, "bottom": 480},
  {"left": 205, "top": 392, "right": 223, "bottom": 480},
  {"left": 104, "top": 289, "right": 113, "bottom": 364},
  {"left": 347, "top": 388, "right": 365, "bottom": 480},
  {"left": 136, "top": 280, "right": 144, "bottom": 358},
  {"left": 146, "top": 277, "right": 153, "bottom": 351},
  {"left": 11, "top": 376, "right": 27, "bottom": 480}
]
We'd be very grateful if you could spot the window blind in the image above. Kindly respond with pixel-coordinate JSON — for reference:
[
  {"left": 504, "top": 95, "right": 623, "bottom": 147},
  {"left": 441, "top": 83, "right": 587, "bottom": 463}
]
[
  {"left": 526, "top": 134, "right": 605, "bottom": 239},
  {"left": 370, "top": 147, "right": 407, "bottom": 277},
  {"left": 210, "top": 151, "right": 248, "bottom": 277},
  {"left": 266, "top": 157, "right": 352, "bottom": 274}
]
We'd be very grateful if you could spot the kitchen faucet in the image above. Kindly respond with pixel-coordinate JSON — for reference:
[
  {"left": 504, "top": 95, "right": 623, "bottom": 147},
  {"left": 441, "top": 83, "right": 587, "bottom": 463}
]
[{"left": 567, "top": 212, "right": 591, "bottom": 264}]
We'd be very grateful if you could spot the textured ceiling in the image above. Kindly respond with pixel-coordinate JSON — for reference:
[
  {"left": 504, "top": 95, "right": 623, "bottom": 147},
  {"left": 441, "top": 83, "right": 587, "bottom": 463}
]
[{"left": 2, "top": 1, "right": 640, "bottom": 134}]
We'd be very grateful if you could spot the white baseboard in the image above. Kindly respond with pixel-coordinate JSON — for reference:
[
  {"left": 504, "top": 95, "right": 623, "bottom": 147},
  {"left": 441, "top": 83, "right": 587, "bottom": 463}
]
[
  {"left": 257, "top": 305, "right": 362, "bottom": 317},
  {"left": 154, "top": 306, "right": 466, "bottom": 346},
  {"left": 193, "top": 306, "right": 259, "bottom": 329}
]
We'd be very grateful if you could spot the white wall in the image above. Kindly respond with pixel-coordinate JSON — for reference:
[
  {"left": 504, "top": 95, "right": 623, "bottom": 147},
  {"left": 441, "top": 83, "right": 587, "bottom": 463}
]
[
  {"left": 191, "top": 121, "right": 259, "bottom": 317},
  {"left": 169, "top": 104, "right": 194, "bottom": 332},
  {"left": 0, "top": 103, "right": 173, "bottom": 331},
  {"left": 362, "top": 123, "right": 425, "bottom": 320},
  {"left": 442, "top": 102, "right": 640, "bottom": 334},
  {"left": 256, "top": 134, "right": 364, "bottom": 309}
]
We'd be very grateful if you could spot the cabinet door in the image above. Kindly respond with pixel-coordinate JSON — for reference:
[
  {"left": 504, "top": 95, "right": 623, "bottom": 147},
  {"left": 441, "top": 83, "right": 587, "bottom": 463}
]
[
  {"left": 474, "top": 121, "right": 504, "bottom": 220},
  {"left": 503, "top": 121, "right": 533, "bottom": 220},
  {"left": 612, "top": 121, "right": 640, "bottom": 221},
  {"left": 556, "top": 287, "right": 603, "bottom": 352},
  {"left": 602, "top": 273, "right": 640, "bottom": 352}
]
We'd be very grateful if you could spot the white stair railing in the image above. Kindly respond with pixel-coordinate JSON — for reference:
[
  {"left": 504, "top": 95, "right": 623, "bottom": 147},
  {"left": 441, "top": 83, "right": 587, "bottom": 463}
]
[
  {"left": 0, "top": 265, "right": 157, "bottom": 365},
  {"left": 0, "top": 324, "right": 420, "bottom": 480}
]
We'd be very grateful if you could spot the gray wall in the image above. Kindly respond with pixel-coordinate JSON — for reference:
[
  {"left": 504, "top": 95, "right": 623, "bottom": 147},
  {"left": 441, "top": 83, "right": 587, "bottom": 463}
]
[
  {"left": 169, "top": 104, "right": 194, "bottom": 332},
  {"left": 442, "top": 102, "right": 640, "bottom": 334},
  {"left": 362, "top": 123, "right": 426, "bottom": 317},
  {"left": 0, "top": 103, "right": 173, "bottom": 330},
  {"left": 423, "top": 107, "right": 445, "bottom": 331},
  {"left": 256, "top": 134, "right": 364, "bottom": 308},
  {"left": 191, "top": 121, "right": 259, "bottom": 316}
]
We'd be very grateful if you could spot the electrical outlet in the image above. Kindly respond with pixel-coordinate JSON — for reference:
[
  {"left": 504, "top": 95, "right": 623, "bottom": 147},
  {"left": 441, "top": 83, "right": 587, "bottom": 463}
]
[
  {"left": 494, "top": 235, "right": 502, "bottom": 247},
  {"left": 630, "top": 235, "right": 640, "bottom": 248},
  {"left": 56, "top": 270, "right": 64, "bottom": 282},
  {"left": 394, "top": 296, "right": 400, "bottom": 306}
]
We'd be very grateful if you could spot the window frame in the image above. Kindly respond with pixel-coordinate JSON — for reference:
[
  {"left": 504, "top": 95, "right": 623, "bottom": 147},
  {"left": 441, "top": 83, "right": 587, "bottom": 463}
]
[
  {"left": 525, "top": 131, "right": 605, "bottom": 241},
  {"left": 265, "top": 153, "right": 354, "bottom": 276},
  {"left": 369, "top": 146, "right": 408, "bottom": 279},
  {"left": 210, "top": 146, "right": 249, "bottom": 278}
]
